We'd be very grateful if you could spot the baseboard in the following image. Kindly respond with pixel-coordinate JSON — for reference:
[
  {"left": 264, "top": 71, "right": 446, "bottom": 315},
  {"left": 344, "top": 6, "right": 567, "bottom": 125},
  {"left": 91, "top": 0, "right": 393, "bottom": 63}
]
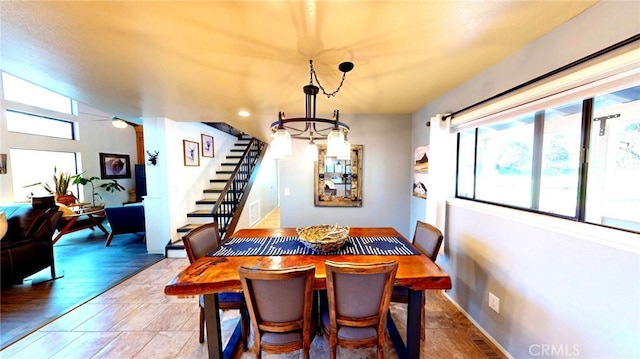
[{"left": 442, "top": 291, "right": 514, "bottom": 359}]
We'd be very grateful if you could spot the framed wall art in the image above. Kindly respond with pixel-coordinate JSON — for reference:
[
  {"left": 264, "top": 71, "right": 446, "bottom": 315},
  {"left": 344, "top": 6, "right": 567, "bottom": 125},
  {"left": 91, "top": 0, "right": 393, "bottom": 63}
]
[
  {"left": 413, "top": 172, "right": 428, "bottom": 199},
  {"left": 99, "top": 153, "right": 131, "bottom": 179},
  {"left": 414, "top": 145, "right": 429, "bottom": 172},
  {"left": 183, "top": 140, "right": 200, "bottom": 166},
  {"left": 0, "top": 153, "right": 6, "bottom": 174},
  {"left": 201, "top": 134, "right": 214, "bottom": 158}
]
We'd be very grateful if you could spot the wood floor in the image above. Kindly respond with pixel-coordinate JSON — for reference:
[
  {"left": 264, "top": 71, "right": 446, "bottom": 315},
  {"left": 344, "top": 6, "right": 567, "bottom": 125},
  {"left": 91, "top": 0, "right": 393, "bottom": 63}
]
[
  {"left": 1, "top": 208, "right": 506, "bottom": 358},
  {"left": 0, "top": 227, "right": 163, "bottom": 350}
]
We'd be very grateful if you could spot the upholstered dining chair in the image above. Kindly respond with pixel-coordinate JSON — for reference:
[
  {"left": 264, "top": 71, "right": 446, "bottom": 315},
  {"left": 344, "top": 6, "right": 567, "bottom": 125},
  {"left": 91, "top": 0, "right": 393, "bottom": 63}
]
[
  {"left": 322, "top": 260, "right": 398, "bottom": 359},
  {"left": 182, "top": 222, "right": 249, "bottom": 348},
  {"left": 390, "top": 220, "right": 444, "bottom": 341},
  {"left": 238, "top": 264, "right": 316, "bottom": 359}
]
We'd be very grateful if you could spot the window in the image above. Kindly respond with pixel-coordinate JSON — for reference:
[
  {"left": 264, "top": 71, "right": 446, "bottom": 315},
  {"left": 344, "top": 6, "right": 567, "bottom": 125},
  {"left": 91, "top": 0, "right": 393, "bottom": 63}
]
[
  {"left": 6, "top": 110, "right": 75, "bottom": 139},
  {"left": 456, "top": 81, "right": 640, "bottom": 233},
  {"left": 10, "top": 149, "right": 80, "bottom": 202},
  {"left": 2, "top": 72, "right": 75, "bottom": 114},
  {"left": 585, "top": 85, "right": 640, "bottom": 231}
]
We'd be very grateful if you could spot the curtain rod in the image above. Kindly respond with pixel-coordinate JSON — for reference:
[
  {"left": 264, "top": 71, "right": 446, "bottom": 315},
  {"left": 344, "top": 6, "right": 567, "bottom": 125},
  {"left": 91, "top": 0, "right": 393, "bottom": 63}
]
[{"left": 441, "top": 34, "right": 640, "bottom": 121}]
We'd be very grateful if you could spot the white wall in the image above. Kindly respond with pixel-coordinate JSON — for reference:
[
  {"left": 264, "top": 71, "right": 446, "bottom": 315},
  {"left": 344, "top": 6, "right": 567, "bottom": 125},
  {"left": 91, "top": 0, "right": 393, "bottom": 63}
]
[
  {"left": 141, "top": 117, "right": 237, "bottom": 253},
  {"left": 278, "top": 113, "right": 413, "bottom": 238},
  {"left": 236, "top": 155, "right": 279, "bottom": 230},
  {"left": 0, "top": 100, "right": 137, "bottom": 206},
  {"left": 412, "top": 2, "right": 640, "bottom": 358}
]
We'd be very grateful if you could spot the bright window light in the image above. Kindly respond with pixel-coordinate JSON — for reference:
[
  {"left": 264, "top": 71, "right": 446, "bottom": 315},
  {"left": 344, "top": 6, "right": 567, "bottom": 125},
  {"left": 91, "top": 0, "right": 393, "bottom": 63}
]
[{"left": 2, "top": 72, "right": 74, "bottom": 114}]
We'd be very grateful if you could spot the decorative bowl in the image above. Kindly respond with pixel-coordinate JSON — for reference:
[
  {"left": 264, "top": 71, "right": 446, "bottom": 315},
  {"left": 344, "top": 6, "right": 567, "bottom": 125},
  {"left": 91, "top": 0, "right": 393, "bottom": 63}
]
[{"left": 297, "top": 224, "right": 350, "bottom": 253}]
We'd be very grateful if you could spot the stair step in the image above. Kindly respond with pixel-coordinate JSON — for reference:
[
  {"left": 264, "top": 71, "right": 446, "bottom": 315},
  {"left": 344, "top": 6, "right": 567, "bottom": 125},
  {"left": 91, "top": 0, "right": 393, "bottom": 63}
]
[
  {"left": 195, "top": 199, "right": 236, "bottom": 205},
  {"left": 187, "top": 210, "right": 234, "bottom": 218},
  {"left": 195, "top": 199, "right": 217, "bottom": 205},
  {"left": 216, "top": 170, "right": 248, "bottom": 175},
  {"left": 209, "top": 179, "right": 228, "bottom": 183},
  {"left": 177, "top": 223, "right": 202, "bottom": 233},
  {"left": 226, "top": 155, "right": 243, "bottom": 159},
  {"left": 221, "top": 162, "right": 239, "bottom": 166},
  {"left": 230, "top": 149, "right": 245, "bottom": 152}
]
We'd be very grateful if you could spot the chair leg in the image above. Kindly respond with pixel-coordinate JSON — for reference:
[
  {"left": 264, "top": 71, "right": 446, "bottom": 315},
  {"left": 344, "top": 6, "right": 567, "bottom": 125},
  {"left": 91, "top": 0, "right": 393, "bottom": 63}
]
[
  {"left": 420, "top": 292, "right": 426, "bottom": 342},
  {"left": 199, "top": 307, "right": 205, "bottom": 343},
  {"left": 240, "top": 305, "right": 249, "bottom": 351},
  {"left": 329, "top": 334, "right": 337, "bottom": 359},
  {"left": 105, "top": 233, "right": 114, "bottom": 246}
]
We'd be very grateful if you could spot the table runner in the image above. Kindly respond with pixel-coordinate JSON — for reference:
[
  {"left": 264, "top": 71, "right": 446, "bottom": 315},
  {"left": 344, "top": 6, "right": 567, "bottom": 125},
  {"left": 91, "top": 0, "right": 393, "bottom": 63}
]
[{"left": 207, "top": 236, "right": 420, "bottom": 256}]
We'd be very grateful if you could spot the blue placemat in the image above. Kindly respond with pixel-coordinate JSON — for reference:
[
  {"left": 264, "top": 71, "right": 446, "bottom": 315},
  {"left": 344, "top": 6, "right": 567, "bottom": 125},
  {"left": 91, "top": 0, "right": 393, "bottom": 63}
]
[{"left": 207, "top": 236, "right": 420, "bottom": 256}]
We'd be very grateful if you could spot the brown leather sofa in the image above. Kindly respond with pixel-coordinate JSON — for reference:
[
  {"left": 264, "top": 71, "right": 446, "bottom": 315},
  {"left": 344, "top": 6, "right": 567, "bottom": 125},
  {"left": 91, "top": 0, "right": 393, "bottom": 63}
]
[{"left": 0, "top": 202, "right": 61, "bottom": 287}]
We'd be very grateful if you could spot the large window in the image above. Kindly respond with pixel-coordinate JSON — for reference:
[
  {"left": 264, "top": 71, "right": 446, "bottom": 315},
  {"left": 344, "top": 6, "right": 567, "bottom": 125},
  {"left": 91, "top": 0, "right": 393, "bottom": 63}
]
[
  {"left": 10, "top": 149, "right": 80, "bottom": 202},
  {"left": 6, "top": 109, "right": 75, "bottom": 139},
  {"left": 585, "top": 86, "right": 640, "bottom": 231},
  {"left": 456, "top": 82, "right": 640, "bottom": 233},
  {"left": 2, "top": 72, "right": 75, "bottom": 114}
]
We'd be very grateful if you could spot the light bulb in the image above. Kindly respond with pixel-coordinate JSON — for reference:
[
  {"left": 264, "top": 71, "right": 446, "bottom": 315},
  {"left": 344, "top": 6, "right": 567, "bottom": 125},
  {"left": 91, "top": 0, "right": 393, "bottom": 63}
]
[{"left": 270, "top": 128, "right": 292, "bottom": 159}]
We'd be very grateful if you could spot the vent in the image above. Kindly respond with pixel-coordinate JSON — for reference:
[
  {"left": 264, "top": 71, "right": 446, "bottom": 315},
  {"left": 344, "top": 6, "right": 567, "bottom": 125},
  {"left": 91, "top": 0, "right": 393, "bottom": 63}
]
[
  {"left": 249, "top": 200, "right": 260, "bottom": 226},
  {"left": 471, "top": 337, "right": 502, "bottom": 358}
]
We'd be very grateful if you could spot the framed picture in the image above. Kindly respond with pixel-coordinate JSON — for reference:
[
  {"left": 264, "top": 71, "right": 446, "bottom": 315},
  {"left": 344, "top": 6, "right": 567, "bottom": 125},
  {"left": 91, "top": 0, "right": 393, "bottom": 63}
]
[
  {"left": 201, "top": 134, "right": 214, "bottom": 158},
  {"left": 183, "top": 140, "right": 200, "bottom": 166},
  {"left": 0, "top": 153, "right": 6, "bottom": 174},
  {"left": 414, "top": 145, "right": 429, "bottom": 172},
  {"left": 413, "top": 172, "right": 428, "bottom": 199},
  {"left": 99, "top": 153, "right": 131, "bottom": 179}
]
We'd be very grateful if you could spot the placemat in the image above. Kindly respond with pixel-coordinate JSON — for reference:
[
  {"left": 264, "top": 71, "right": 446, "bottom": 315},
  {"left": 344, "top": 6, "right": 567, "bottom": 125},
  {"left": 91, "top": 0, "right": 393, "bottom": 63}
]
[{"left": 207, "top": 236, "right": 420, "bottom": 256}]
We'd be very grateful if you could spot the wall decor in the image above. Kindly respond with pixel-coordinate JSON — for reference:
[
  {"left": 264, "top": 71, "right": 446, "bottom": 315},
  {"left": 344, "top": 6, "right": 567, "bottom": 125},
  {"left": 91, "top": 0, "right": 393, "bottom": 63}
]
[
  {"left": 413, "top": 172, "right": 428, "bottom": 199},
  {"left": 99, "top": 153, "right": 131, "bottom": 179},
  {"left": 414, "top": 145, "right": 429, "bottom": 172},
  {"left": 146, "top": 150, "right": 159, "bottom": 166},
  {"left": 314, "top": 144, "right": 363, "bottom": 207},
  {"left": 0, "top": 153, "right": 6, "bottom": 174},
  {"left": 183, "top": 140, "right": 200, "bottom": 166},
  {"left": 201, "top": 134, "right": 214, "bottom": 158}
]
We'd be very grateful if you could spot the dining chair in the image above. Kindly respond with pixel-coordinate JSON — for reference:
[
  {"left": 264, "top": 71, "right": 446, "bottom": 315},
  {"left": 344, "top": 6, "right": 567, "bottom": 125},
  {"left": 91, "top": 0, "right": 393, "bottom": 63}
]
[
  {"left": 238, "top": 264, "right": 316, "bottom": 359},
  {"left": 322, "top": 260, "right": 398, "bottom": 359},
  {"left": 390, "top": 220, "right": 444, "bottom": 342},
  {"left": 182, "top": 222, "right": 249, "bottom": 348}
]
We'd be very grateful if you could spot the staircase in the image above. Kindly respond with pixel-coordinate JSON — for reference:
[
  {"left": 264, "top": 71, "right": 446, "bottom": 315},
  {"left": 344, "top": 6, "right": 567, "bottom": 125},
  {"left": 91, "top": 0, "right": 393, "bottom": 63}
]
[{"left": 166, "top": 135, "right": 266, "bottom": 257}]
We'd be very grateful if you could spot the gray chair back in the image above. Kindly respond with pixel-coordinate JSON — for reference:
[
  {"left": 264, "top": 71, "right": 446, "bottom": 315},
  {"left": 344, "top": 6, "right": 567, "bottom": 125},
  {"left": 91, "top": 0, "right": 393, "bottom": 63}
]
[
  {"left": 323, "top": 260, "right": 397, "bottom": 359},
  {"left": 182, "top": 222, "right": 221, "bottom": 263},
  {"left": 239, "top": 264, "right": 316, "bottom": 359},
  {"left": 413, "top": 220, "right": 443, "bottom": 261}
]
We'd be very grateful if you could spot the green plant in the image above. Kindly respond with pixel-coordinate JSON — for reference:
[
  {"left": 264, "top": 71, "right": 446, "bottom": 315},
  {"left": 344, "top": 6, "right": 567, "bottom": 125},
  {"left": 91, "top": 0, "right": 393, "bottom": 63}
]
[
  {"left": 24, "top": 167, "right": 74, "bottom": 195},
  {"left": 100, "top": 179, "right": 126, "bottom": 193},
  {"left": 72, "top": 172, "right": 101, "bottom": 206}
]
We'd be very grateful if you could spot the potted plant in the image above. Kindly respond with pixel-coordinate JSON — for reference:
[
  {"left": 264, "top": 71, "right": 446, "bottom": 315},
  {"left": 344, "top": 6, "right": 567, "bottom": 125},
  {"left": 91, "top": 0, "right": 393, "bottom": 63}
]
[
  {"left": 100, "top": 179, "right": 126, "bottom": 193},
  {"left": 24, "top": 167, "right": 77, "bottom": 205},
  {"left": 72, "top": 175, "right": 126, "bottom": 208},
  {"left": 71, "top": 172, "right": 101, "bottom": 207}
]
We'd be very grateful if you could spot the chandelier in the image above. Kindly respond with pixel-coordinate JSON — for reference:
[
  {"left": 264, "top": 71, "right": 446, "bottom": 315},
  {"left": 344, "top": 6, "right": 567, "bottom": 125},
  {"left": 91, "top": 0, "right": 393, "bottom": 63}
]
[{"left": 270, "top": 60, "right": 354, "bottom": 160}]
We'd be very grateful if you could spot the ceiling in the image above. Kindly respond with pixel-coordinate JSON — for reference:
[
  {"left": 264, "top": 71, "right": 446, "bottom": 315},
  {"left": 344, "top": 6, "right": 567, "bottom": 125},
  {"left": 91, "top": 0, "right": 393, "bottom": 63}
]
[{"left": 1, "top": 1, "right": 597, "bottom": 141}]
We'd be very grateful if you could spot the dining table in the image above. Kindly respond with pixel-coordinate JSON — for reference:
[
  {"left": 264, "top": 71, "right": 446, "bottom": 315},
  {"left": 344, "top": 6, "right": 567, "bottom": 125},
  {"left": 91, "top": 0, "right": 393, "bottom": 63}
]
[{"left": 164, "top": 227, "right": 452, "bottom": 359}]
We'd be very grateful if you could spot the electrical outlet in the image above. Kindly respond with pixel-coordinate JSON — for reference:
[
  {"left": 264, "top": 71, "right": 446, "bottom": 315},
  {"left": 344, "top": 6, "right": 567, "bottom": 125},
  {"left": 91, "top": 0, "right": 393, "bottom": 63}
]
[{"left": 488, "top": 292, "right": 500, "bottom": 313}]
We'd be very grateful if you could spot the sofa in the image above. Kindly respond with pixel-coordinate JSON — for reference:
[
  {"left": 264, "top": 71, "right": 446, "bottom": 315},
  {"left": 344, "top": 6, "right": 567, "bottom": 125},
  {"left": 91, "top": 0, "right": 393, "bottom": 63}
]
[{"left": 0, "top": 202, "right": 62, "bottom": 286}]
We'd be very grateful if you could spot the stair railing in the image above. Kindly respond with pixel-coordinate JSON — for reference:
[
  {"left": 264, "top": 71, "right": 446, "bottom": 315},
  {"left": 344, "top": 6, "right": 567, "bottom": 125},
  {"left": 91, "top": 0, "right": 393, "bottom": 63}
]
[{"left": 210, "top": 138, "right": 267, "bottom": 239}]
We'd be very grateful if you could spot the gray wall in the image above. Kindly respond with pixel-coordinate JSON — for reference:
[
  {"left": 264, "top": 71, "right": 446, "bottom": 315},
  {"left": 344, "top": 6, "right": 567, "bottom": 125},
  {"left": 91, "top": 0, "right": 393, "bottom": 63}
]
[
  {"left": 412, "top": 2, "right": 640, "bottom": 358},
  {"left": 279, "top": 113, "right": 413, "bottom": 238}
]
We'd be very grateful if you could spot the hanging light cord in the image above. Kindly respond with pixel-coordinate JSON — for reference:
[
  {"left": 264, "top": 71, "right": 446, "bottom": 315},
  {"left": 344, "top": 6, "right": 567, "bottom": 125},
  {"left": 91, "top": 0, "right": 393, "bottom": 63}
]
[{"left": 309, "top": 60, "right": 348, "bottom": 98}]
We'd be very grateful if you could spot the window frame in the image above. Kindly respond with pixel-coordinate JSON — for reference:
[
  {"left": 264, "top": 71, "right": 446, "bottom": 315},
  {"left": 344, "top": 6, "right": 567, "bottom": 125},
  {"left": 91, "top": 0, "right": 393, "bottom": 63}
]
[{"left": 455, "top": 80, "right": 640, "bottom": 234}]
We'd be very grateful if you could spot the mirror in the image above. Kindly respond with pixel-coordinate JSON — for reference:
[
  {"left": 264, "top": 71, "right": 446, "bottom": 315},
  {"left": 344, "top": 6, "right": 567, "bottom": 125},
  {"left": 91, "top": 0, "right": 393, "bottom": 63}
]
[{"left": 314, "top": 144, "right": 363, "bottom": 207}]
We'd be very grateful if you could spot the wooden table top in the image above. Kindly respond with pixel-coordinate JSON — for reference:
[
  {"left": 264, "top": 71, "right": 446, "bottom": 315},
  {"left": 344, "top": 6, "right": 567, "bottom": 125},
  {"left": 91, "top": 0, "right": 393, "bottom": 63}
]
[{"left": 164, "top": 227, "right": 452, "bottom": 297}]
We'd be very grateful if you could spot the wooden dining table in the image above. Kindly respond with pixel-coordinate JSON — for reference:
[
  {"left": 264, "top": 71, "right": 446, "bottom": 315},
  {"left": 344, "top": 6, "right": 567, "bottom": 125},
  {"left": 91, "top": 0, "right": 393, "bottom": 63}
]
[{"left": 164, "top": 227, "right": 452, "bottom": 359}]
